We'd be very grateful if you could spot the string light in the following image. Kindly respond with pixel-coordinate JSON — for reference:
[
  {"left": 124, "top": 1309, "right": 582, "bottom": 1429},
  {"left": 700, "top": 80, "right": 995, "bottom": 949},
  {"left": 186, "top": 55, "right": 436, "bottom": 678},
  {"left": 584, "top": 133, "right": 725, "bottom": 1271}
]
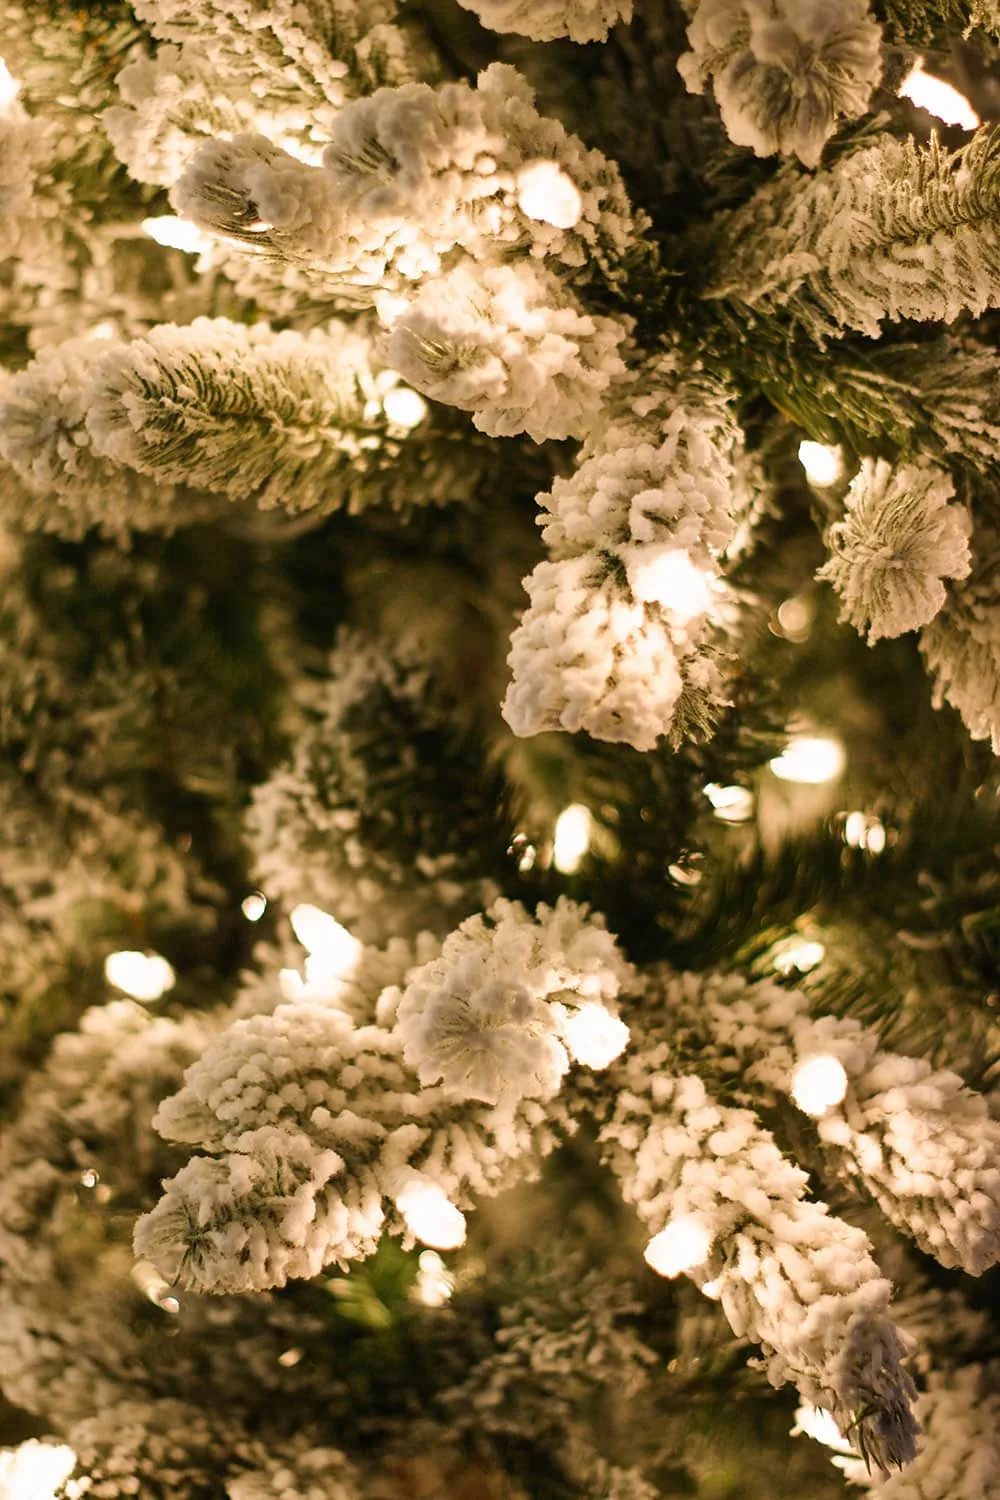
[
  {"left": 516, "top": 161, "right": 583, "bottom": 229},
  {"left": 627, "top": 548, "right": 715, "bottom": 622},
  {"left": 704, "top": 783, "right": 754, "bottom": 823},
  {"left": 791, "top": 1055, "right": 849, "bottom": 1117},
  {"left": 553, "top": 804, "right": 592, "bottom": 873},
  {"left": 0, "top": 1442, "right": 77, "bottom": 1500},
  {"left": 775, "top": 595, "right": 813, "bottom": 642},
  {"left": 381, "top": 385, "right": 428, "bottom": 429},
  {"left": 241, "top": 892, "right": 267, "bottom": 921},
  {"left": 772, "top": 937, "right": 826, "bottom": 976},
  {"left": 141, "top": 215, "right": 210, "bottom": 254},
  {"left": 792, "top": 1404, "right": 855, "bottom": 1456},
  {"left": 700, "top": 1277, "right": 722, "bottom": 1300},
  {"left": 561, "top": 1003, "right": 630, "bottom": 1069},
  {"left": 644, "top": 1215, "right": 713, "bottom": 1278},
  {"left": 289, "top": 904, "right": 363, "bottom": 980},
  {"left": 898, "top": 59, "right": 980, "bottom": 130},
  {"left": 396, "top": 1181, "right": 467, "bottom": 1250},
  {"left": 131, "top": 1259, "right": 180, "bottom": 1313},
  {"left": 769, "top": 735, "right": 845, "bottom": 785},
  {"left": 843, "top": 812, "right": 887, "bottom": 854},
  {"left": 277, "top": 1347, "right": 304, "bottom": 1367},
  {"left": 0, "top": 57, "right": 20, "bottom": 112},
  {"left": 104, "top": 950, "right": 176, "bottom": 1002},
  {"left": 797, "top": 441, "right": 843, "bottom": 487},
  {"left": 413, "top": 1250, "right": 455, "bottom": 1307}
]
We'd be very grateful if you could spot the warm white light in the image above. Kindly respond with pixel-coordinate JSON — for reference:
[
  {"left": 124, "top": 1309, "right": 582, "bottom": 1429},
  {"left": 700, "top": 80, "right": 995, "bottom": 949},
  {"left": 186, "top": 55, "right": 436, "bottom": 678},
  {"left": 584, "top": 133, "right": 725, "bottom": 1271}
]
[
  {"left": 141, "top": 215, "right": 211, "bottom": 254},
  {"left": 278, "top": 1346, "right": 304, "bottom": 1367},
  {"left": 289, "top": 904, "right": 363, "bottom": 978},
  {"left": 241, "top": 892, "right": 267, "bottom": 921},
  {"left": 792, "top": 1404, "right": 854, "bottom": 1454},
  {"left": 843, "top": 811, "right": 886, "bottom": 854},
  {"left": 700, "top": 1277, "right": 722, "bottom": 1300},
  {"left": 516, "top": 160, "right": 583, "bottom": 229},
  {"left": 769, "top": 736, "right": 845, "bottom": 785},
  {"left": 0, "top": 1442, "right": 77, "bottom": 1500},
  {"left": 381, "top": 385, "right": 428, "bottom": 429},
  {"left": 553, "top": 804, "right": 592, "bottom": 874},
  {"left": 704, "top": 783, "right": 754, "bottom": 823},
  {"left": 791, "top": 1055, "right": 849, "bottom": 1117},
  {"left": 899, "top": 60, "right": 980, "bottom": 130},
  {"left": 0, "top": 58, "right": 20, "bottom": 112},
  {"left": 562, "top": 1004, "right": 630, "bottom": 1069},
  {"left": 775, "top": 595, "right": 813, "bottom": 642},
  {"left": 797, "top": 441, "right": 843, "bottom": 487},
  {"left": 644, "top": 1215, "right": 713, "bottom": 1278},
  {"left": 397, "top": 1182, "right": 467, "bottom": 1250},
  {"left": 772, "top": 937, "right": 826, "bottom": 976},
  {"left": 413, "top": 1249, "right": 455, "bottom": 1307},
  {"left": 627, "top": 548, "right": 714, "bottom": 622},
  {"left": 104, "top": 950, "right": 175, "bottom": 1002}
]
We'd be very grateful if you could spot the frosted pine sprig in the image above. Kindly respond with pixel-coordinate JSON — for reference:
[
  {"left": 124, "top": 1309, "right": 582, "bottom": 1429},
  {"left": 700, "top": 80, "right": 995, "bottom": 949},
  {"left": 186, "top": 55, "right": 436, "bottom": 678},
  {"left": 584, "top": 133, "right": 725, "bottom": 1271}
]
[
  {"left": 456, "top": 0, "right": 633, "bottom": 43},
  {"left": 817, "top": 458, "right": 971, "bottom": 643},
  {"left": 659, "top": 969, "right": 1000, "bottom": 1276},
  {"left": 598, "top": 1021, "right": 918, "bottom": 1474}
]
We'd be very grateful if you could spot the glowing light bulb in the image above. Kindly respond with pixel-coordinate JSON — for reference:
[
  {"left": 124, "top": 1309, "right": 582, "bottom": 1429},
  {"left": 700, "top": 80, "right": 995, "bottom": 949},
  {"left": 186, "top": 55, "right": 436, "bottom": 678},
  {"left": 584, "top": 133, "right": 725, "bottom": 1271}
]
[
  {"left": 141, "top": 215, "right": 210, "bottom": 254},
  {"left": 553, "top": 804, "right": 592, "bottom": 874},
  {"left": 381, "top": 385, "right": 428, "bottom": 429},
  {"left": 241, "top": 892, "right": 267, "bottom": 921},
  {"left": 104, "top": 950, "right": 175, "bottom": 1002},
  {"left": 413, "top": 1249, "right": 455, "bottom": 1307},
  {"left": 775, "top": 595, "right": 813, "bottom": 642},
  {"left": 769, "top": 735, "right": 845, "bottom": 785},
  {"left": 516, "top": 160, "right": 583, "bottom": 229},
  {"left": 562, "top": 1003, "right": 630, "bottom": 1069},
  {"left": 277, "top": 1346, "right": 304, "bottom": 1367},
  {"left": 700, "top": 1277, "right": 722, "bottom": 1300},
  {"left": 0, "top": 58, "right": 20, "bottom": 112},
  {"left": 644, "top": 1215, "right": 713, "bottom": 1278},
  {"left": 0, "top": 1442, "right": 77, "bottom": 1500},
  {"left": 627, "top": 547, "right": 714, "bottom": 622},
  {"left": 792, "top": 1404, "right": 855, "bottom": 1454},
  {"left": 772, "top": 937, "right": 826, "bottom": 976},
  {"left": 290, "top": 904, "right": 363, "bottom": 978},
  {"left": 791, "top": 1055, "right": 849, "bottom": 1117},
  {"left": 798, "top": 440, "right": 843, "bottom": 487},
  {"left": 704, "top": 783, "right": 754, "bottom": 823},
  {"left": 899, "top": 60, "right": 979, "bottom": 130},
  {"left": 396, "top": 1181, "right": 467, "bottom": 1250},
  {"left": 843, "top": 812, "right": 887, "bottom": 854}
]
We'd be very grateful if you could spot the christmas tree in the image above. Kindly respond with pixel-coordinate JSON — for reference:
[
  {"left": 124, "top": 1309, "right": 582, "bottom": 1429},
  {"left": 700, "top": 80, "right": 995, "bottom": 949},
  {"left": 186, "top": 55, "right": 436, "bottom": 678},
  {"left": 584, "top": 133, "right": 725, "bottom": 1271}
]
[{"left": 3, "top": 1, "right": 1000, "bottom": 1496}]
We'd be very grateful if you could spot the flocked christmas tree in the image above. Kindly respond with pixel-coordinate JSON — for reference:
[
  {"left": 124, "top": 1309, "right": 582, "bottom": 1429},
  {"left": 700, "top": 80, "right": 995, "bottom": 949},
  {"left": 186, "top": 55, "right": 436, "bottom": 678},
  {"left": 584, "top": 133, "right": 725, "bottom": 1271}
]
[{"left": 3, "top": 1, "right": 1000, "bottom": 1497}]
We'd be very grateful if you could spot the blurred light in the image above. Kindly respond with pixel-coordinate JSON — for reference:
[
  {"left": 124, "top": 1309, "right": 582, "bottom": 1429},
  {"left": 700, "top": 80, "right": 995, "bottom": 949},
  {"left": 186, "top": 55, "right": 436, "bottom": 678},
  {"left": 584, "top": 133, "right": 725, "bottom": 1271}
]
[
  {"left": 770, "top": 736, "right": 845, "bottom": 785},
  {"left": 772, "top": 937, "right": 826, "bottom": 976},
  {"left": 899, "top": 59, "right": 980, "bottom": 130},
  {"left": 382, "top": 385, "right": 428, "bottom": 429},
  {"left": 0, "top": 57, "right": 20, "bottom": 112},
  {"left": 278, "top": 1347, "right": 304, "bottom": 1367},
  {"left": 791, "top": 1055, "right": 849, "bottom": 1117},
  {"left": 668, "top": 861, "right": 703, "bottom": 886},
  {"left": 775, "top": 595, "right": 813, "bottom": 642},
  {"left": 0, "top": 1442, "right": 77, "bottom": 1500},
  {"left": 88, "top": 321, "right": 117, "bottom": 341},
  {"left": 553, "top": 804, "right": 592, "bottom": 874},
  {"left": 518, "top": 844, "right": 536, "bottom": 872},
  {"left": 80, "top": 1169, "right": 99, "bottom": 1189},
  {"left": 290, "top": 904, "right": 363, "bottom": 979},
  {"left": 141, "top": 215, "right": 210, "bottom": 253},
  {"left": 130, "top": 1259, "right": 179, "bottom": 1312},
  {"left": 843, "top": 811, "right": 887, "bottom": 854},
  {"left": 792, "top": 1404, "right": 854, "bottom": 1454},
  {"left": 242, "top": 892, "right": 267, "bottom": 922},
  {"left": 628, "top": 548, "right": 714, "bottom": 622},
  {"left": 562, "top": 1003, "right": 630, "bottom": 1069},
  {"left": 413, "top": 1249, "right": 455, "bottom": 1307},
  {"left": 374, "top": 290, "right": 412, "bottom": 327},
  {"left": 704, "top": 783, "right": 754, "bottom": 823},
  {"left": 798, "top": 441, "right": 843, "bottom": 487},
  {"left": 104, "top": 950, "right": 176, "bottom": 1002},
  {"left": 644, "top": 1215, "right": 713, "bottom": 1278},
  {"left": 397, "top": 1182, "right": 467, "bottom": 1250},
  {"left": 516, "top": 160, "right": 583, "bottom": 229},
  {"left": 700, "top": 1277, "right": 722, "bottom": 1300}
]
